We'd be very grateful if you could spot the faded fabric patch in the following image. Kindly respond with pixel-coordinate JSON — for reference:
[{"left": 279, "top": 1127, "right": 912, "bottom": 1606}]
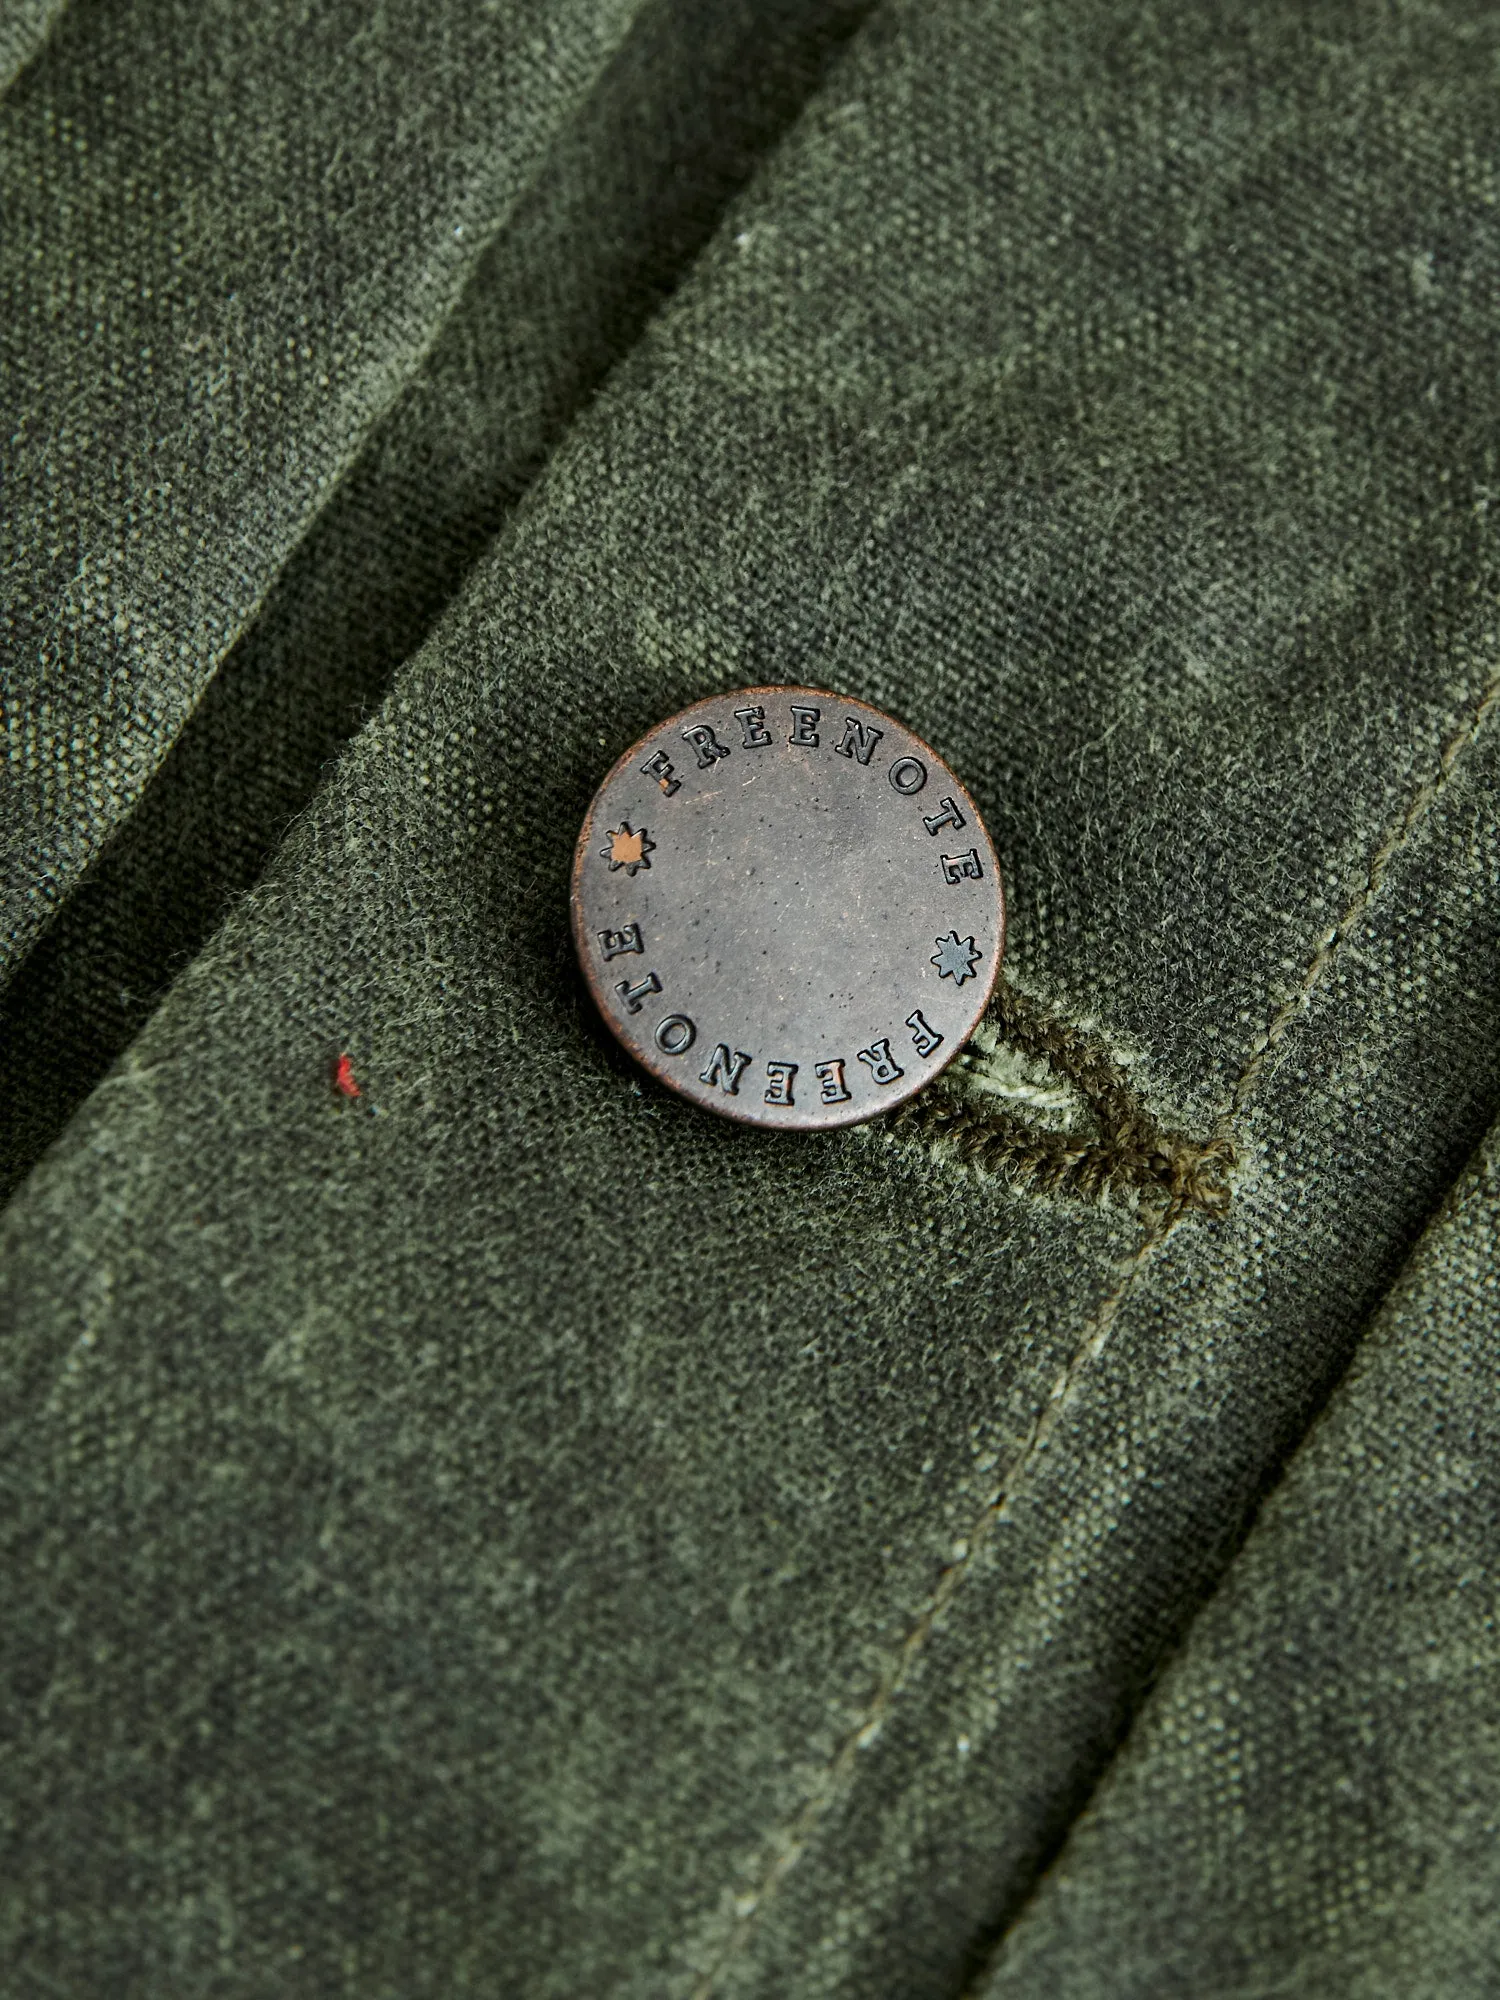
[
  {"left": 979, "top": 1114, "right": 1500, "bottom": 2000},
  {"left": 0, "top": 0, "right": 873, "bottom": 1191},
  {"left": 0, "top": 0, "right": 642, "bottom": 973},
  {"left": 3, "top": 2, "right": 1500, "bottom": 1997}
]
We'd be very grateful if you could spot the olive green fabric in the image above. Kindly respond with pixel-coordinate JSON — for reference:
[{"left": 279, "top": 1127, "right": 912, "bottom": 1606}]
[
  {"left": 0, "top": 0, "right": 870, "bottom": 1193},
  {"left": 4, "top": 1, "right": 1500, "bottom": 1997},
  {"left": 0, "top": 0, "right": 644, "bottom": 975},
  {"left": 0, "top": 0, "right": 63, "bottom": 94},
  {"left": 980, "top": 1114, "right": 1500, "bottom": 2000}
]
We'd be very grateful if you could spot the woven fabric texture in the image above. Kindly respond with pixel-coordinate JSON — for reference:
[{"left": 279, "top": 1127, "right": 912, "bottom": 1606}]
[
  {"left": 3, "top": 1, "right": 1500, "bottom": 1996},
  {"left": 0, "top": 0, "right": 870, "bottom": 1193},
  {"left": 1, "top": 0, "right": 643, "bottom": 974},
  {"left": 981, "top": 1113, "right": 1500, "bottom": 1999},
  {"left": 0, "top": 0, "right": 64, "bottom": 94}
]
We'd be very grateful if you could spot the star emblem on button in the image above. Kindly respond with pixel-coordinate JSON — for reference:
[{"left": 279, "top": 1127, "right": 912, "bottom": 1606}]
[
  {"left": 930, "top": 930, "right": 982, "bottom": 985},
  {"left": 601, "top": 821, "right": 655, "bottom": 874},
  {"left": 572, "top": 688, "right": 1004, "bottom": 1129}
]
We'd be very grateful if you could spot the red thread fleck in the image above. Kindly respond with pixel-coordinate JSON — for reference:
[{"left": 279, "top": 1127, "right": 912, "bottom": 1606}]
[{"left": 333, "top": 1053, "right": 360, "bottom": 1099}]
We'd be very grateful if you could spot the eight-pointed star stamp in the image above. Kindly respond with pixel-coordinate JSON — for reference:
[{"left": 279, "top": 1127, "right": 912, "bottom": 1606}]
[
  {"left": 601, "top": 821, "right": 655, "bottom": 875},
  {"left": 572, "top": 686, "right": 1004, "bottom": 1130},
  {"left": 931, "top": 929, "right": 981, "bottom": 984}
]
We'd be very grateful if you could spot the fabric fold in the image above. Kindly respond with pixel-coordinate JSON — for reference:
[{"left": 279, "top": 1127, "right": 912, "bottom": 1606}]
[
  {"left": 977, "top": 1113, "right": 1500, "bottom": 1999},
  {"left": 0, "top": 0, "right": 65, "bottom": 98},
  {"left": 3, "top": 1, "right": 1500, "bottom": 1995},
  {"left": 0, "top": 0, "right": 873, "bottom": 1193},
  {"left": 1, "top": 0, "right": 674, "bottom": 977}
]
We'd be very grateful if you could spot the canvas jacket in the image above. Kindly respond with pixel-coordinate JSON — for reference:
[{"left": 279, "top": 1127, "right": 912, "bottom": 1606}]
[{"left": 3, "top": 2, "right": 1499, "bottom": 1995}]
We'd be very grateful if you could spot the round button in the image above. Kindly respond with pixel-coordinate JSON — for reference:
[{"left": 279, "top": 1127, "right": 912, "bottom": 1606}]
[{"left": 570, "top": 687, "right": 1004, "bottom": 1130}]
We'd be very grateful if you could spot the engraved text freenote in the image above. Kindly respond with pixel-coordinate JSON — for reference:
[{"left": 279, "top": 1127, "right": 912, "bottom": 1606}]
[
  {"left": 700, "top": 1045, "right": 753, "bottom": 1095},
  {"left": 814, "top": 1058, "right": 851, "bottom": 1103},
  {"left": 616, "top": 970, "right": 663, "bottom": 1014},
  {"left": 597, "top": 923, "right": 644, "bottom": 960},
  {"left": 856, "top": 1039, "right": 904, "bottom": 1086},
  {"left": 763, "top": 1061, "right": 798, "bottom": 1105}
]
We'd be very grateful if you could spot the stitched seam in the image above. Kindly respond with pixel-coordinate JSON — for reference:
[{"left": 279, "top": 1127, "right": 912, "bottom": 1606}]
[
  {"left": 686, "top": 1210, "right": 1168, "bottom": 2000},
  {"left": 948, "top": 662, "right": 1500, "bottom": 2000},
  {"left": 1223, "top": 665, "right": 1500, "bottom": 1132},
  {"left": 686, "top": 663, "right": 1500, "bottom": 1999},
  {"left": 888, "top": 980, "right": 1232, "bottom": 1218}
]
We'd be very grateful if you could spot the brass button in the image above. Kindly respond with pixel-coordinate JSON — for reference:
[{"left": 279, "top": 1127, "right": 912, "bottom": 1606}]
[{"left": 572, "top": 687, "right": 1003, "bottom": 1129}]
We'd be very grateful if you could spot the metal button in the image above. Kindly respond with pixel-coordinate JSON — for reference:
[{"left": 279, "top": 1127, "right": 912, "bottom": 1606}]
[{"left": 571, "top": 687, "right": 1004, "bottom": 1129}]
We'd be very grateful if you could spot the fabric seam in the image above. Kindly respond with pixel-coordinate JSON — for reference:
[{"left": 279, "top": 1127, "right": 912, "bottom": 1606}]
[
  {"left": 887, "top": 979, "right": 1232, "bottom": 1217},
  {"left": 685, "top": 661, "right": 1500, "bottom": 1998}
]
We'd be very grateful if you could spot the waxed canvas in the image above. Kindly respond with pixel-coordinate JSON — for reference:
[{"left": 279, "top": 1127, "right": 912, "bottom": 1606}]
[
  {"left": 3, "top": 2, "right": 1500, "bottom": 1996},
  {"left": 981, "top": 1114, "right": 1500, "bottom": 1998}
]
